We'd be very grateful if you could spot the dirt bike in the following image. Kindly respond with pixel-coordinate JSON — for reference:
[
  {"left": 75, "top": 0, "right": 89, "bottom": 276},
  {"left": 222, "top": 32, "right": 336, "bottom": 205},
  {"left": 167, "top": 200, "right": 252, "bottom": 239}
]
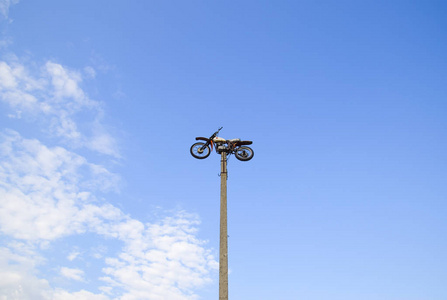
[{"left": 190, "top": 127, "right": 254, "bottom": 161}]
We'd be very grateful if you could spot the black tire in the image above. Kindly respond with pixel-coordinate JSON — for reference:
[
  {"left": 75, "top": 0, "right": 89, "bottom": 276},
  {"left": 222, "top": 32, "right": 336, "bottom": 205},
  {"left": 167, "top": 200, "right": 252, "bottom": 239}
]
[
  {"left": 190, "top": 142, "right": 211, "bottom": 159},
  {"left": 234, "top": 146, "right": 254, "bottom": 161}
]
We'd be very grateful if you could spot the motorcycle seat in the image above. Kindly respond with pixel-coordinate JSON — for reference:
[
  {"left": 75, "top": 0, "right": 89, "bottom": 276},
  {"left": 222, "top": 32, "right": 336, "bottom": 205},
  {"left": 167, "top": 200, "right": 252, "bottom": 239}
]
[{"left": 227, "top": 138, "right": 240, "bottom": 142}]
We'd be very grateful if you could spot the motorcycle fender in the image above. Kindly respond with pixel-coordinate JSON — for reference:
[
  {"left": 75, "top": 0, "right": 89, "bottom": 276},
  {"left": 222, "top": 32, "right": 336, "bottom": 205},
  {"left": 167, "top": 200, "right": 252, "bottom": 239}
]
[
  {"left": 195, "top": 137, "right": 208, "bottom": 141},
  {"left": 195, "top": 137, "right": 213, "bottom": 151}
]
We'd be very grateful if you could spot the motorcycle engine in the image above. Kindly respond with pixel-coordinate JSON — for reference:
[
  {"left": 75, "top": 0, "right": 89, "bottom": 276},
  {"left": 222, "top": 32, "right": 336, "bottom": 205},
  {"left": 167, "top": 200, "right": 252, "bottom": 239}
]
[
  {"left": 215, "top": 143, "right": 227, "bottom": 154},
  {"left": 213, "top": 137, "right": 228, "bottom": 154}
]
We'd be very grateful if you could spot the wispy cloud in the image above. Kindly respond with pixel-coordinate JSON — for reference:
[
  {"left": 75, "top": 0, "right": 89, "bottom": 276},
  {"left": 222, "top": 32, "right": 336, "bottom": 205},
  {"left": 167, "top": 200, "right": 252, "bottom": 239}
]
[
  {"left": 67, "top": 250, "right": 81, "bottom": 261},
  {"left": 60, "top": 267, "right": 85, "bottom": 282},
  {"left": 53, "top": 289, "right": 109, "bottom": 300},
  {"left": 0, "top": 0, "right": 19, "bottom": 20},
  {"left": 0, "top": 59, "right": 120, "bottom": 157}
]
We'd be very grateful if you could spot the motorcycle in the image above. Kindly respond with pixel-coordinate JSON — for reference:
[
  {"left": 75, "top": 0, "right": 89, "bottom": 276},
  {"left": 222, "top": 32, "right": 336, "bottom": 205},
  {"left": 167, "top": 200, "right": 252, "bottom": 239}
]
[{"left": 190, "top": 127, "right": 254, "bottom": 161}]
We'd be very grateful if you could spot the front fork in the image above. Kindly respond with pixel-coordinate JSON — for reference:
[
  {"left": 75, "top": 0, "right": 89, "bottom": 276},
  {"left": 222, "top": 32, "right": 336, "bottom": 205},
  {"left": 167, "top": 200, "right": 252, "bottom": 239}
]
[{"left": 199, "top": 140, "right": 213, "bottom": 153}]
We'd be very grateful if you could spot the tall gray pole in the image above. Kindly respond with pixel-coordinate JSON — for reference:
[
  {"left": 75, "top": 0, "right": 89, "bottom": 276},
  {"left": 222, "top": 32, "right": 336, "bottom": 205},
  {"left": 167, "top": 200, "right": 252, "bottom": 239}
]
[{"left": 219, "top": 152, "right": 228, "bottom": 300}]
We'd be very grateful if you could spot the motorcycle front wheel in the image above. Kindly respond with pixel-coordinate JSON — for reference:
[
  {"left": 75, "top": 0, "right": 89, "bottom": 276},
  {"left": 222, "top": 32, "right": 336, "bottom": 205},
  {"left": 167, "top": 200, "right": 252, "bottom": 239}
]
[
  {"left": 234, "top": 146, "right": 254, "bottom": 161},
  {"left": 190, "top": 142, "right": 211, "bottom": 159}
]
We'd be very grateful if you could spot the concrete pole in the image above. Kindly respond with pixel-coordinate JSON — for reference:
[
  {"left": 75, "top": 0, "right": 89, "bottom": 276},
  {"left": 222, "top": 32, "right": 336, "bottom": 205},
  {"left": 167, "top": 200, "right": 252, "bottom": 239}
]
[{"left": 219, "top": 152, "right": 228, "bottom": 300}]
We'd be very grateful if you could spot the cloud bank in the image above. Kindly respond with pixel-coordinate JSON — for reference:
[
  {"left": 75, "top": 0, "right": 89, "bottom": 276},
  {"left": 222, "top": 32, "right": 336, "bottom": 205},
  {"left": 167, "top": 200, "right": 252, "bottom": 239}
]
[{"left": 0, "top": 57, "right": 217, "bottom": 299}]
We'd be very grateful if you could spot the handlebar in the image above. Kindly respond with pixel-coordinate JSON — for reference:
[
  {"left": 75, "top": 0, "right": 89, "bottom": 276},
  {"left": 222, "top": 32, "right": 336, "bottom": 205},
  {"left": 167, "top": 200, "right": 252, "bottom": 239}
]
[{"left": 211, "top": 127, "right": 223, "bottom": 138}]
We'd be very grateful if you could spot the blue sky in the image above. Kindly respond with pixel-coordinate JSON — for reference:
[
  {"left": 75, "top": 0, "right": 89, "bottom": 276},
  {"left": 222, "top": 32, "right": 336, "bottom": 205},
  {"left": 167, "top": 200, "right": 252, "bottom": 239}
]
[{"left": 1, "top": 1, "right": 446, "bottom": 299}]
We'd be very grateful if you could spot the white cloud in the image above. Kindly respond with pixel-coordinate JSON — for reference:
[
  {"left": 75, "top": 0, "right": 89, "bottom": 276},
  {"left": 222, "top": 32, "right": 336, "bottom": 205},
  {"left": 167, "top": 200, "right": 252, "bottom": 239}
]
[
  {"left": 99, "top": 212, "right": 217, "bottom": 299},
  {"left": 0, "top": 130, "right": 121, "bottom": 241},
  {"left": 60, "top": 267, "right": 85, "bottom": 282},
  {"left": 45, "top": 61, "right": 91, "bottom": 106},
  {"left": 67, "top": 250, "right": 81, "bottom": 262},
  {"left": 0, "top": 61, "right": 18, "bottom": 88}
]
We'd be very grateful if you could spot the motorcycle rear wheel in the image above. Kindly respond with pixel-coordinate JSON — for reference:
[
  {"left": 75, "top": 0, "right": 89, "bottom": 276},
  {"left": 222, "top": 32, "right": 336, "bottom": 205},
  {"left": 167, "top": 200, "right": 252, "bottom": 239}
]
[
  {"left": 190, "top": 142, "right": 211, "bottom": 159},
  {"left": 234, "top": 146, "right": 254, "bottom": 161}
]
